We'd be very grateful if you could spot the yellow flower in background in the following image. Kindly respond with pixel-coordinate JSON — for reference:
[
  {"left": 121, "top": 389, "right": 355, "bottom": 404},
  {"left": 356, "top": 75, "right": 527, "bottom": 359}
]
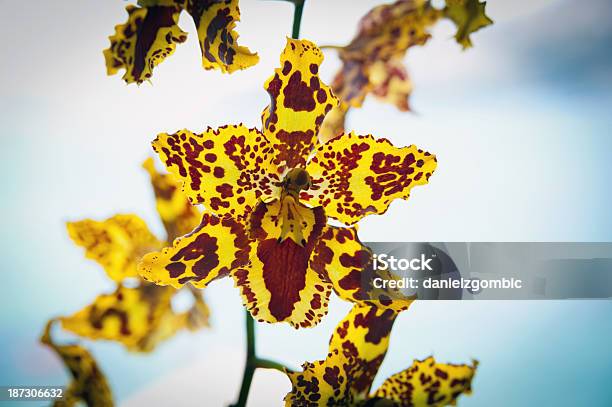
[
  {"left": 319, "top": 0, "right": 493, "bottom": 141},
  {"left": 285, "top": 303, "right": 477, "bottom": 406},
  {"left": 104, "top": 0, "right": 259, "bottom": 84},
  {"left": 60, "top": 284, "right": 210, "bottom": 353},
  {"left": 60, "top": 159, "right": 209, "bottom": 352},
  {"left": 40, "top": 320, "right": 114, "bottom": 406},
  {"left": 138, "top": 38, "right": 436, "bottom": 329},
  {"left": 67, "top": 214, "right": 162, "bottom": 282}
]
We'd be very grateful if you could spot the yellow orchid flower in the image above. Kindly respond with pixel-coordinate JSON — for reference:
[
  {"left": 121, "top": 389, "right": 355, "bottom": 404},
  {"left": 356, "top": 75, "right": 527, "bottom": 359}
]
[{"left": 139, "top": 38, "right": 436, "bottom": 328}]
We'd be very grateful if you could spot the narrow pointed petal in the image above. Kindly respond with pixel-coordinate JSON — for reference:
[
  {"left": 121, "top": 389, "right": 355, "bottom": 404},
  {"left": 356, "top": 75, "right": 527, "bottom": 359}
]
[
  {"left": 153, "top": 125, "right": 280, "bottom": 219},
  {"left": 67, "top": 214, "right": 162, "bottom": 282},
  {"left": 104, "top": 5, "right": 187, "bottom": 84},
  {"left": 185, "top": 0, "right": 259, "bottom": 73},
  {"left": 372, "top": 357, "right": 478, "bottom": 406},
  {"left": 303, "top": 133, "right": 437, "bottom": 226},
  {"left": 143, "top": 158, "right": 201, "bottom": 241},
  {"left": 139, "top": 213, "right": 251, "bottom": 289},
  {"left": 40, "top": 320, "right": 114, "bottom": 406},
  {"left": 262, "top": 38, "right": 338, "bottom": 170}
]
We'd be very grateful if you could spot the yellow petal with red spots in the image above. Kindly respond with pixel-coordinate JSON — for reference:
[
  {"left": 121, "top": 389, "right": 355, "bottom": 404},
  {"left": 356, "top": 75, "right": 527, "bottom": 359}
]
[
  {"left": 284, "top": 354, "right": 352, "bottom": 406},
  {"left": 312, "top": 226, "right": 414, "bottom": 313},
  {"left": 330, "top": 304, "right": 405, "bottom": 399},
  {"left": 303, "top": 133, "right": 437, "bottom": 226},
  {"left": 285, "top": 303, "right": 406, "bottom": 405},
  {"left": 445, "top": 0, "right": 493, "bottom": 49},
  {"left": 262, "top": 38, "right": 338, "bottom": 170},
  {"left": 184, "top": 0, "right": 259, "bottom": 73},
  {"left": 139, "top": 213, "right": 251, "bottom": 289},
  {"left": 67, "top": 214, "right": 162, "bottom": 282},
  {"left": 143, "top": 158, "right": 201, "bottom": 241},
  {"left": 60, "top": 284, "right": 182, "bottom": 352},
  {"left": 233, "top": 197, "right": 331, "bottom": 328},
  {"left": 104, "top": 5, "right": 187, "bottom": 84},
  {"left": 40, "top": 320, "right": 113, "bottom": 406},
  {"left": 372, "top": 357, "right": 478, "bottom": 406},
  {"left": 153, "top": 125, "right": 280, "bottom": 219}
]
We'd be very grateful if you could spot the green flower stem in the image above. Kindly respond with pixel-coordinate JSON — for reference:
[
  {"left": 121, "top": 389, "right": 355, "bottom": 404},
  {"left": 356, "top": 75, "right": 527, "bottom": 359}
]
[
  {"left": 291, "top": 0, "right": 305, "bottom": 39},
  {"left": 230, "top": 3, "right": 304, "bottom": 405},
  {"left": 230, "top": 311, "right": 292, "bottom": 407}
]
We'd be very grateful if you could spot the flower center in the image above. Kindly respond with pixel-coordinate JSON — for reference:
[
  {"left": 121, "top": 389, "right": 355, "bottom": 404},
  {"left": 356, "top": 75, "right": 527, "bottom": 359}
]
[{"left": 282, "top": 168, "right": 311, "bottom": 198}]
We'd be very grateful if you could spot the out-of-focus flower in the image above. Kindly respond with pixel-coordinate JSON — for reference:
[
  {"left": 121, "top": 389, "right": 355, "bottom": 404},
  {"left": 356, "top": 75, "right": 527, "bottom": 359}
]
[
  {"left": 284, "top": 303, "right": 477, "bottom": 406},
  {"left": 320, "top": 0, "right": 493, "bottom": 142},
  {"left": 139, "top": 38, "right": 436, "bottom": 328},
  {"left": 60, "top": 160, "right": 209, "bottom": 352},
  {"left": 104, "top": 0, "right": 258, "bottom": 84},
  {"left": 67, "top": 214, "right": 162, "bottom": 282},
  {"left": 40, "top": 320, "right": 113, "bottom": 407},
  {"left": 60, "top": 284, "right": 210, "bottom": 352},
  {"left": 445, "top": 0, "right": 494, "bottom": 49}
]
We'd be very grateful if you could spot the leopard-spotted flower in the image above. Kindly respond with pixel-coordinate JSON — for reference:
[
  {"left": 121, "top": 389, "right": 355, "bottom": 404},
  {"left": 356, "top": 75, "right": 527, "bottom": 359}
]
[
  {"left": 60, "top": 159, "right": 209, "bottom": 352},
  {"left": 40, "top": 320, "right": 114, "bottom": 406},
  {"left": 285, "top": 303, "right": 477, "bottom": 406},
  {"left": 320, "top": 0, "right": 492, "bottom": 141},
  {"left": 105, "top": 0, "right": 258, "bottom": 84},
  {"left": 138, "top": 38, "right": 437, "bottom": 328}
]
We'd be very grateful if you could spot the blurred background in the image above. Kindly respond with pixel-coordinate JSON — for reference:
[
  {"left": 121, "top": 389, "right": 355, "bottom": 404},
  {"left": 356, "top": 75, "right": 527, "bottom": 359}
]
[{"left": 1, "top": 0, "right": 612, "bottom": 405}]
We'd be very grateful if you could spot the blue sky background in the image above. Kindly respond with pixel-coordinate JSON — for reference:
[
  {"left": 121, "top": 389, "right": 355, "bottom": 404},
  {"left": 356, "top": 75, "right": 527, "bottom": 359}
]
[{"left": 1, "top": 0, "right": 612, "bottom": 405}]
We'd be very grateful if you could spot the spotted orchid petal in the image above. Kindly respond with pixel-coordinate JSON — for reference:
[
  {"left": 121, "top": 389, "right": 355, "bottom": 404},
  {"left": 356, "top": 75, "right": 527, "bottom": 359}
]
[
  {"left": 303, "top": 133, "right": 437, "bottom": 226},
  {"left": 372, "top": 357, "right": 478, "bottom": 406},
  {"left": 104, "top": 5, "right": 187, "bottom": 84},
  {"left": 184, "top": 0, "right": 259, "bottom": 73},
  {"left": 138, "top": 213, "right": 251, "bottom": 289},
  {"left": 143, "top": 158, "right": 201, "bottom": 241},
  {"left": 60, "top": 284, "right": 183, "bottom": 352},
  {"left": 106, "top": 0, "right": 258, "bottom": 84},
  {"left": 153, "top": 125, "right": 280, "bottom": 219},
  {"left": 262, "top": 38, "right": 338, "bottom": 171},
  {"left": 232, "top": 197, "right": 332, "bottom": 328},
  {"left": 285, "top": 303, "right": 407, "bottom": 405},
  {"left": 40, "top": 320, "right": 114, "bottom": 406},
  {"left": 67, "top": 214, "right": 162, "bottom": 282},
  {"left": 312, "top": 226, "right": 414, "bottom": 312}
]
